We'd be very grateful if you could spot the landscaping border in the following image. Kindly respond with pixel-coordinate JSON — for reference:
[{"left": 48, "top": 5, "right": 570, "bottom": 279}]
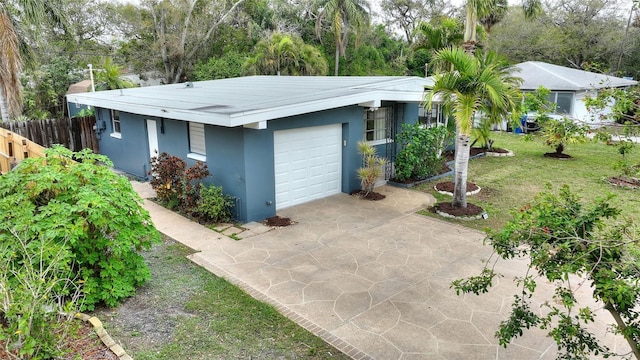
[{"left": 75, "top": 313, "right": 132, "bottom": 360}]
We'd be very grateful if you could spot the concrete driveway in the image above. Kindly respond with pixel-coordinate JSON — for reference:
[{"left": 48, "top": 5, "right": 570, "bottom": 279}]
[{"left": 137, "top": 183, "right": 629, "bottom": 359}]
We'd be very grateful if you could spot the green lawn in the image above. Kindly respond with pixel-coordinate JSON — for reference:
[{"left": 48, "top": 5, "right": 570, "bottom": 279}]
[
  {"left": 415, "top": 131, "right": 640, "bottom": 231},
  {"left": 95, "top": 237, "right": 349, "bottom": 360}
]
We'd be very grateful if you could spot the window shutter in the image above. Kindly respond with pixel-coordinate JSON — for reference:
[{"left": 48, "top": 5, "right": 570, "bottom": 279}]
[{"left": 189, "top": 122, "right": 206, "bottom": 155}]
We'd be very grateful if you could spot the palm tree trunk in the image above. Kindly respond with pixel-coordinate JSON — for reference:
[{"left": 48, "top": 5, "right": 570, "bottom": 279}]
[
  {"left": 0, "top": 89, "right": 9, "bottom": 123},
  {"left": 453, "top": 133, "right": 471, "bottom": 207},
  {"left": 334, "top": 42, "right": 340, "bottom": 76}
]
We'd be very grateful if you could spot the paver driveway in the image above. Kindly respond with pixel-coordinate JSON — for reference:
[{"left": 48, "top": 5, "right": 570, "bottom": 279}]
[{"left": 137, "top": 183, "right": 629, "bottom": 359}]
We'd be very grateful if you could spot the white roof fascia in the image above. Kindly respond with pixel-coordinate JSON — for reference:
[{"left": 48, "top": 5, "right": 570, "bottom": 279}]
[{"left": 227, "top": 90, "right": 426, "bottom": 127}]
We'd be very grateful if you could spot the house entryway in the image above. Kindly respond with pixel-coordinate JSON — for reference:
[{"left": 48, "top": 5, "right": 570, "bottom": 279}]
[{"left": 273, "top": 124, "right": 342, "bottom": 210}]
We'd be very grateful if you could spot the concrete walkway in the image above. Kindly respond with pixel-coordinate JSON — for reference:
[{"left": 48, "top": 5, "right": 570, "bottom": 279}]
[{"left": 131, "top": 182, "right": 629, "bottom": 360}]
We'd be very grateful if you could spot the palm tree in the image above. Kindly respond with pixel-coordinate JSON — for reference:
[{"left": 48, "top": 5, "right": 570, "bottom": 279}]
[
  {"left": 0, "top": 0, "right": 67, "bottom": 122},
  {"left": 424, "top": 47, "right": 522, "bottom": 208},
  {"left": 314, "top": 0, "right": 370, "bottom": 76},
  {"left": 462, "top": 0, "right": 541, "bottom": 53},
  {"left": 244, "top": 33, "right": 328, "bottom": 76},
  {"left": 94, "top": 58, "right": 137, "bottom": 91},
  {"left": 412, "top": 17, "right": 463, "bottom": 75}
]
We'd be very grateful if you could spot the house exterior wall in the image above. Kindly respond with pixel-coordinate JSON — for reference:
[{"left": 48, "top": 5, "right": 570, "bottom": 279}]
[
  {"left": 95, "top": 108, "right": 150, "bottom": 178},
  {"left": 573, "top": 90, "right": 614, "bottom": 126},
  {"left": 95, "top": 102, "right": 421, "bottom": 222}
]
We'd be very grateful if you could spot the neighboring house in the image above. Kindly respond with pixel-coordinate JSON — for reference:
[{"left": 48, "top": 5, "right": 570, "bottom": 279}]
[
  {"left": 67, "top": 76, "right": 433, "bottom": 222},
  {"left": 513, "top": 61, "right": 637, "bottom": 125},
  {"left": 66, "top": 80, "right": 93, "bottom": 118}
]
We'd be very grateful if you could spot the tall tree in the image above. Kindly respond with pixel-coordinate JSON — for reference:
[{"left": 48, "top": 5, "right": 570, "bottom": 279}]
[
  {"left": 424, "top": 48, "right": 521, "bottom": 208},
  {"left": 462, "top": 0, "right": 541, "bottom": 53},
  {"left": 0, "top": 0, "right": 68, "bottom": 122},
  {"left": 144, "top": 0, "right": 249, "bottom": 83},
  {"left": 437, "top": 0, "right": 540, "bottom": 210},
  {"left": 380, "top": 0, "right": 453, "bottom": 43},
  {"left": 313, "top": 0, "right": 370, "bottom": 76}
]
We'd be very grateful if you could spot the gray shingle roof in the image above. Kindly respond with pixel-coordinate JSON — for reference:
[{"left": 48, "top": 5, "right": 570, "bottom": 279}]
[
  {"left": 68, "top": 76, "right": 433, "bottom": 127},
  {"left": 513, "top": 61, "right": 637, "bottom": 91}
]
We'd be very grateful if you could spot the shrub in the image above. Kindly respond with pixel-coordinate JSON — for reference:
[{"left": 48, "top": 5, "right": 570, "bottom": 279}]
[
  {"left": 0, "top": 235, "right": 81, "bottom": 359},
  {"left": 356, "top": 141, "right": 387, "bottom": 195},
  {"left": 0, "top": 146, "right": 159, "bottom": 310},
  {"left": 149, "top": 152, "right": 210, "bottom": 213},
  {"left": 197, "top": 185, "right": 234, "bottom": 223},
  {"left": 539, "top": 117, "right": 588, "bottom": 155},
  {"left": 394, "top": 123, "right": 449, "bottom": 181}
]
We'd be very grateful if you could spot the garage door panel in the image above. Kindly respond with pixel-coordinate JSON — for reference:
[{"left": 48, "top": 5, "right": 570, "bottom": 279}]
[{"left": 274, "top": 124, "right": 342, "bottom": 209}]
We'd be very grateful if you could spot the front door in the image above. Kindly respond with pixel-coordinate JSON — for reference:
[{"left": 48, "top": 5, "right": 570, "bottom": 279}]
[{"left": 146, "top": 119, "right": 159, "bottom": 160}]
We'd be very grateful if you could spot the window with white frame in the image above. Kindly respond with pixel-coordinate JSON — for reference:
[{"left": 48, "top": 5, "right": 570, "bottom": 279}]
[
  {"left": 188, "top": 122, "right": 206, "bottom": 161},
  {"left": 364, "top": 107, "right": 390, "bottom": 145},
  {"left": 418, "top": 104, "right": 444, "bottom": 127},
  {"left": 110, "top": 110, "right": 121, "bottom": 138}
]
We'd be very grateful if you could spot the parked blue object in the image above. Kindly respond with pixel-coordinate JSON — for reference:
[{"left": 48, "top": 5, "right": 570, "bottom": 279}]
[{"left": 514, "top": 114, "right": 526, "bottom": 134}]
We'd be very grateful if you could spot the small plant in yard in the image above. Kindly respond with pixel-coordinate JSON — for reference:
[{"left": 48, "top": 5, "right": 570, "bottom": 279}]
[
  {"left": 471, "top": 118, "right": 494, "bottom": 149},
  {"left": 0, "top": 235, "right": 82, "bottom": 360},
  {"left": 393, "top": 123, "right": 449, "bottom": 181},
  {"left": 196, "top": 185, "right": 234, "bottom": 223},
  {"left": 452, "top": 184, "right": 640, "bottom": 359},
  {"left": 149, "top": 152, "right": 210, "bottom": 212},
  {"left": 538, "top": 117, "right": 588, "bottom": 156},
  {"left": 356, "top": 141, "right": 386, "bottom": 195}
]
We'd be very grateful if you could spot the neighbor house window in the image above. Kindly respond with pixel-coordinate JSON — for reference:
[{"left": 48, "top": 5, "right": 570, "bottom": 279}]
[
  {"left": 187, "top": 122, "right": 206, "bottom": 161},
  {"left": 110, "top": 110, "right": 121, "bottom": 138},
  {"left": 364, "top": 107, "right": 391, "bottom": 145}
]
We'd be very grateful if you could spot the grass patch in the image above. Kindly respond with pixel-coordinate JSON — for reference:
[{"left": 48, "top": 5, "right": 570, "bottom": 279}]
[
  {"left": 415, "top": 132, "right": 640, "bottom": 231},
  {"left": 95, "top": 236, "right": 348, "bottom": 359}
]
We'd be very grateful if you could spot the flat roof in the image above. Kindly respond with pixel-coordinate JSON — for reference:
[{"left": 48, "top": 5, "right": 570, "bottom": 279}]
[
  {"left": 68, "top": 76, "right": 433, "bottom": 128},
  {"left": 514, "top": 61, "right": 637, "bottom": 91}
]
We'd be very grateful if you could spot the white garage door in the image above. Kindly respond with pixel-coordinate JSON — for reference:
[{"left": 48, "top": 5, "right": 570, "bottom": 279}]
[{"left": 274, "top": 124, "right": 342, "bottom": 209}]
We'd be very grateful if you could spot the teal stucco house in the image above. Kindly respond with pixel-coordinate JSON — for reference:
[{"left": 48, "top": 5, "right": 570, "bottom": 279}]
[{"left": 67, "top": 76, "right": 435, "bottom": 222}]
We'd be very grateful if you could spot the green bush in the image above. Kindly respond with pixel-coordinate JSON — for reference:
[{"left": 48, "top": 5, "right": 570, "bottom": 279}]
[
  {"left": 0, "top": 146, "right": 159, "bottom": 311},
  {"left": 394, "top": 123, "right": 449, "bottom": 181},
  {"left": 197, "top": 185, "right": 234, "bottom": 223},
  {"left": 0, "top": 235, "right": 80, "bottom": 359}
]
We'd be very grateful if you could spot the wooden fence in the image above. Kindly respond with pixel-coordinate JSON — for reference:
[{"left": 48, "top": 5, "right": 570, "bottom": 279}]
[
  {"left": 0, "top": 128, "right": 46, "bottom": 174},
  {"left": 0, "top": 117, "right": 98, "bottom": 154}
]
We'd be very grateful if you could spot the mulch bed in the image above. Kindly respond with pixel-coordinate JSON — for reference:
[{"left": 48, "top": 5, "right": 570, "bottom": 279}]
[
  {"left": 434, "top": 181, "right": 479, "bottom": 193},
  {"left": 543, "top": 152, "right": 573, "bottom": 159},
  {"left": 433, "top": 202, "right": 486, "bottom": 217},
  {"left": 607, "top": 176, "right": 640, "bottom": 189},
  {"left": 263, "top": 215, "right": 294, "bottom": 227},
  {"left": 350, "top": 190, "right": 386, "bottom": 200}
]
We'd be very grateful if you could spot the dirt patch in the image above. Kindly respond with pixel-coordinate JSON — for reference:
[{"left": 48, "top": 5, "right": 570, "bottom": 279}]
[
  {"left": 607, "top": 176, "right": 640, "bottom": 189},
  {"left": 350, "top": 190, "right": 386, "bottom": 200},
  {"left": 543, "top": 152, "right": 573, "bottom": 159},
  {"left": 434, "top": 181, "right": 479, "bottom": 193},
  {"left": 433, "top": 202, "right": 485, "bottom": 218},
  {"left": 263, "top": 215, "right": 294, "bottom": 227},
  {"left": 485, "top": 147, "right": 510, "bottom": 154}
]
